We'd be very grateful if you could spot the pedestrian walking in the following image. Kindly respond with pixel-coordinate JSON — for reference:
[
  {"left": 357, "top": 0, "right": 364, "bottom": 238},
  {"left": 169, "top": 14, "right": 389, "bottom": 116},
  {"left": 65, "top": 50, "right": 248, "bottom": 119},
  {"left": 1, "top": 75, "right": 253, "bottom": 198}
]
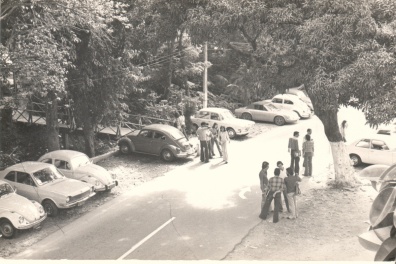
[
  {"left": 340, "top": 120, "right": 348, "bottom": 142},
  {"left": 259, "top": 161, "right": 269, "bottom": 210},
  {"left": 288, "top": 131, "right": 301, "bottom": 176},
  {"left": 284, "top": 167, "right": 302, "bottom": 219},
  {"left": 178, "top": 110, "right": 188, "bottom": 139},
  {"left": 210, "top": 123, "right": 222, "bottom": 157},
  {"left": 302, "top": 134, "right": 314, "bottom": 176},
  {"left": 219, "top": 126, "right": 230, "bottom": 163},
  {"left": 277, "top": 161, "right": 290, "bottom": 213},
  {"left": 259, "top": 168, "right": 283, "bottom": 223},
  {"left": 196, "top": 122, "right": 211, "bottom": 163}
]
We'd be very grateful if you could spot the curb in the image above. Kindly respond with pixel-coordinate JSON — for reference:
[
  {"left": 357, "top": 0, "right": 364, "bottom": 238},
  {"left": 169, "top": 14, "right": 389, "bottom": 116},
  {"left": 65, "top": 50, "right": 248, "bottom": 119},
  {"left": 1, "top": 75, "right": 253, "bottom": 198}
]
[{"left": 91, "top": 148, "right": 119, "bottom": 164}]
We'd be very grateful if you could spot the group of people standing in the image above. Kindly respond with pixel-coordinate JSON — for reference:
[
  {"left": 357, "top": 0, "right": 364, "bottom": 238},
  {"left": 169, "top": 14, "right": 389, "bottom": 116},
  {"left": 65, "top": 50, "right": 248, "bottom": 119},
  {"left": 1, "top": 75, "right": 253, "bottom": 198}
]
[
  {"left": 196, "top": 122, "right": 230, "bottom": 164},
  {"left": 258, "top": 128, "right": 315, "bottom": 223}
]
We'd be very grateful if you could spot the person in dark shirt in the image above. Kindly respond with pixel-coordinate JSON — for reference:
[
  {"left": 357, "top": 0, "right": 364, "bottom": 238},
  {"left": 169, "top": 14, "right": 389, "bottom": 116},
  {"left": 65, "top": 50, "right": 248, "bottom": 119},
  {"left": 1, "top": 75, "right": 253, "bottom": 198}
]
[
  {"left": 288, "top": 131, "right": 301, "bottom": 176},
  {"left": 259, "top": 168, "right": 283, "bottom": 223},
  {"left": 284, "top": 167, "right": 302, "bottom": 220}
]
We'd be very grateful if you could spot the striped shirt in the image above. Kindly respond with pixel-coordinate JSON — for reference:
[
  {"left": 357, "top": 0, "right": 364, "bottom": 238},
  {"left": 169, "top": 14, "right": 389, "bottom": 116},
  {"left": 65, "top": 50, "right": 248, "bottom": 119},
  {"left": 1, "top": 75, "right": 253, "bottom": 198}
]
[{"left": 268, "top": 176, "right": 284, "bottom": 192}]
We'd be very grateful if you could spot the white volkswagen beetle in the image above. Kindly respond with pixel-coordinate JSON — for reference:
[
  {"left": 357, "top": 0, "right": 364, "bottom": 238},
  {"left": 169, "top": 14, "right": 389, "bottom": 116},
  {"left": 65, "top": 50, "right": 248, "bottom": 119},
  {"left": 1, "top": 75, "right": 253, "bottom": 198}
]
[
  {"left": 0, "top": 180, "right": 47, "bottom": 238},
  {"left": 38, "top": 150, "right": 118, "bottom": 192}
]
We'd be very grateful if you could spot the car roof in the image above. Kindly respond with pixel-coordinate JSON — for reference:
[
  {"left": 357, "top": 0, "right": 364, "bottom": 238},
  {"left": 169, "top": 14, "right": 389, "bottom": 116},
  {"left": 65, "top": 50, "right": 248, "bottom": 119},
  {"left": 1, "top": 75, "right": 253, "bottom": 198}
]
[
  {"left": 198, "top": 107, "right": 230, "bottom": 113},
  {"left": 40, "top": 150, "right": 87, "bottom": 160},
  {"left": 2, "top": 162, "right": 53, "bottom": 173},
  {"left": 273, "top": 94, "right": 300, "bottom": 100},
  {"left": 143, "top": 124, "right": 181, "bottom": 133}
]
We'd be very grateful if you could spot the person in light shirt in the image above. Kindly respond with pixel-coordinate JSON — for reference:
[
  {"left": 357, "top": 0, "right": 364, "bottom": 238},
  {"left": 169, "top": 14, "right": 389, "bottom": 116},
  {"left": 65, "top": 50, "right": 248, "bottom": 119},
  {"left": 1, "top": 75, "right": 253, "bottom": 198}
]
[
  {"left": 196, "top": 122, "right": 211, "bottom": 163},
  {"left": 277, "top": 161, "right": 290, "bottom": 213}
]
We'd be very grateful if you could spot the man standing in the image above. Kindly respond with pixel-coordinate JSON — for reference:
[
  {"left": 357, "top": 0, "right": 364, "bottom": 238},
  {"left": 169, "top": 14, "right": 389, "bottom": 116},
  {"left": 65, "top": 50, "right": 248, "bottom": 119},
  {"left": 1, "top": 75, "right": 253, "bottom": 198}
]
[
  {"left": 304, "top": 128, "right": 312, "bottom": 142},
  {"left": 259, "top": 161, "right": 270, "bottom": 209},
  {"left": 196, "top": 122, "right": 210, "bottom": 163},
  {"left": 277, "top": 161, "right": 290, "bottom": 213},
  {"left": 259, "top": 168, "right": 284, "bottom": 223},
  {"left": 288, "top": 131, "right": 300, "bottom": 176}
]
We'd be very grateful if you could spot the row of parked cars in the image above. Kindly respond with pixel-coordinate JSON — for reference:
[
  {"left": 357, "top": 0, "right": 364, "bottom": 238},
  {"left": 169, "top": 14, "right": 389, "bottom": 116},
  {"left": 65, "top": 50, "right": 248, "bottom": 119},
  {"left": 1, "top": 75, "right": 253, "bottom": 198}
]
[{"left": 0, "top": 150, "right": 118, "bottom": 238}]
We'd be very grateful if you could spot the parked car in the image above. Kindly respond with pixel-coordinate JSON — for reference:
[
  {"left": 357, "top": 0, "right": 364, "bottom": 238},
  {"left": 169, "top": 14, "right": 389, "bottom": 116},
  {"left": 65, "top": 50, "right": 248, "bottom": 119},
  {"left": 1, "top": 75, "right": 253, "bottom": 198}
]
[
  {"left": 267, "top": 94, "right": 312, "bottom": 119},
  {"left": 286, "top": 85, "right": 314, "bottom": 111},
  {"left": 348, "top": 135, "right": 396, "bottom": 166},
  {"left": 38, "top": 150, "right": 118, "bottom": 192},
  {"left": 0, "top": 162, "right": 96, "bottom": 216},
  {"left": 234, "top": 101, "right": 299, "bottom": 126},
  {"left": 191, "top": 107, "right": 255, "bottom": 138},
  {"left": 0, "top": 180, "right": 47, "bottom": 238},
  {"left": 358, "top": 164, "right": 396, "bottom": 261},
  {"left": 118, "top": 124, "right": 197, "bottom": 162}
]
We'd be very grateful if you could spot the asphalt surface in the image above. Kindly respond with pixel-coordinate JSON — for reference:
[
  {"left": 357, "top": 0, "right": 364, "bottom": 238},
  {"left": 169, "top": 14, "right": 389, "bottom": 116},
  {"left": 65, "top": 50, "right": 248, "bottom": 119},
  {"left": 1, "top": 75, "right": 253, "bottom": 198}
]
[{"left": 14, "top": 116, "right": 332, "bottom": 260}]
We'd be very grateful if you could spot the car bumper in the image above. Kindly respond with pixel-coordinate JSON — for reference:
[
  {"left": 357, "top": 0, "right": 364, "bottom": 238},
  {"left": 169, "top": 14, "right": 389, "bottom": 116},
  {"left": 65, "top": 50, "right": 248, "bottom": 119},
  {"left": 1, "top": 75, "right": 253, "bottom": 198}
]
[
  {"left": 17, "top": 214, "right": 47, "bottom": 230},
  {"left": 61, "top": 192, "right": 96, "bottom": 208},
  {"left": 175, "top": 148, "right": 197, "bottom": 158},
  {"left": 95, "top": 181, "right": 119, "bottom": 192}
]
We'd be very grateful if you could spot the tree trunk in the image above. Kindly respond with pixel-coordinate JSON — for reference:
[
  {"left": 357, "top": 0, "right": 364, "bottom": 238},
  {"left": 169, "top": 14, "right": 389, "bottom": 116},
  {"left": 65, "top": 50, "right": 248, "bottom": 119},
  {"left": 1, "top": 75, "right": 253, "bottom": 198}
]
[
  {"left": 46, "top": 92, "right": 60, "bottom": 151},
  {"left": 165, "top": 39, "right": 175, "bottom": 99},
  {"left": 316, "top": 108, "right": 356, "bottom": 186},
  {"left": 82, "top": 117, "right": 95, "bottom": 158}
]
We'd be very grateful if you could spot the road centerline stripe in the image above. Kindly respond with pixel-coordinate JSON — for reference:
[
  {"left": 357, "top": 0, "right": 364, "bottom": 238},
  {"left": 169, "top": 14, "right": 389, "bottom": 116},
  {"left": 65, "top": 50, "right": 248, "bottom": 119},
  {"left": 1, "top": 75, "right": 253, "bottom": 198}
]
[{"left": 117, "top": 217, "right": 176, "bottom": 260}]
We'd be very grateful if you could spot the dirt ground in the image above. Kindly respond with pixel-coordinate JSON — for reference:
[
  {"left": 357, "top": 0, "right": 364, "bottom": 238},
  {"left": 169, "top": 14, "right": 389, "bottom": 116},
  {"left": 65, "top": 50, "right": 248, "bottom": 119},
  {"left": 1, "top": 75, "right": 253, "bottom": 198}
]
[{"left": 0, "top": 123, "right": 378, "bottom": 261}]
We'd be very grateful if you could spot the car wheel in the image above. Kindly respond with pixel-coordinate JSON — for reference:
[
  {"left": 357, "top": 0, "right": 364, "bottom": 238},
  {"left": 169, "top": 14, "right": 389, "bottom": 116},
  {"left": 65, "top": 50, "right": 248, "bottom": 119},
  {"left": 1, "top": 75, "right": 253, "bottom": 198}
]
[
  {"left": 42, "top": 200, "right": 59, "bottom": 217},
  {"left": 227, "top": 128, "right": 236, "bottom": 139},
  {"left": 161, "top": 149, "right": 175, "bottom": 162},
  {"left": 293, "top": 110, "right": 302, "bottom": 118},
  {"left": 241, "top": 113, "right": 252, "bottom": 120},
  {"left": 274, "top": 116, "right": 286, "bottom": 126},
  {"left": 0, "top": 220, "right": 16, "bottom": 239},
  {"left": 349, "top": 154, "right": 362, "bottom": 166},
  {"left": 119, "top": 143, "right": 130, "bottom": 155}
]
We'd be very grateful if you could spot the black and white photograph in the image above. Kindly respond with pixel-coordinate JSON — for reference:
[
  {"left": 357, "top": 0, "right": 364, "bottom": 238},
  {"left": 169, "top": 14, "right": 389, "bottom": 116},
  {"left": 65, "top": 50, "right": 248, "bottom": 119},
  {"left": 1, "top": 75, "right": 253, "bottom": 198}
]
[{"left": 1, "top": 0, "right": 396, "bottom": 261}]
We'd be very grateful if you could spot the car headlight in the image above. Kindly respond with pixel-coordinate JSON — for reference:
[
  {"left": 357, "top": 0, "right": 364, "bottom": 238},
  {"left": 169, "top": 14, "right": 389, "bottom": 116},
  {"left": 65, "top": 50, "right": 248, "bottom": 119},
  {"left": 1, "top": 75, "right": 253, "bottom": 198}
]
[
  {"left": 38, "top": 205, "right": 44, "bottom": 214},
  {"left": 19, "top": 216, "right": 25, "bottom": 224},
  {"left": 66, "top": 196, "right": 70, "bottom": 203}
]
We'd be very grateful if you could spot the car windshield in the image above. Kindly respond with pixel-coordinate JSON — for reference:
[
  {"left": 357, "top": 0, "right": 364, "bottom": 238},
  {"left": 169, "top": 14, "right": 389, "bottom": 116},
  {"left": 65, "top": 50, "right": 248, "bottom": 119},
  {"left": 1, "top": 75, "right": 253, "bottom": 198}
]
[
  {"left": 71, "top": 155, "right": 91, "bottom": 168},
  {"left": 0, "top": 183, "right": 14, "bottom": 198},
  {"left": 265, "top": 104, "right": 278, "bottom": 111},
  {"left": 168, "top": 129, "right": 186, "bottom": 140},
  {"left": 221, "top": 110, "right": 235, "bottom": 119},
  {"left": 32, "top": 166, "right": 64, "bottom": 185}
]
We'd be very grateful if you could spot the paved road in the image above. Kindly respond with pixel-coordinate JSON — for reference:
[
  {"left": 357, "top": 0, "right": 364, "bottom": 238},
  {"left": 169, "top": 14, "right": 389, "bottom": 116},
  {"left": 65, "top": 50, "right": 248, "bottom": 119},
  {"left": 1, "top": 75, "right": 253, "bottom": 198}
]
[{"left": 15, "top": 117, "right": 332, "bottom": 260}]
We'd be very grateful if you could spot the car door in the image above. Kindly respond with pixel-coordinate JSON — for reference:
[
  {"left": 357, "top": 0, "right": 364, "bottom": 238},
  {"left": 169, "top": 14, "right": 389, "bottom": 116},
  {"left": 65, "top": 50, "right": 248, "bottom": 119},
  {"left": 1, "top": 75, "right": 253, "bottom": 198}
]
[
  {"left": 53, "top": 158, "right": 74, "bottom": 179},
  {"left": 271, "top": 98, "right": 284, "bottom": 110},
  {"left": 257, "top": 104, "right": 272, "bottom": 122},
  {"left": 134, "top": 129, "right": 154, "bottom": 153},
  {"left": 14, "top": 171, "right": 41, "bottom": 201},
  {"left": 194, "top": 111, "right": 211, "bottom": 126},
  {"left": 283, "top": 99, "right": 295, "bottom": 112},
  {"left": 369, "top": 139, "right": 393, "bottom": 165},
  {"left": 209, "top": 112, "right": 221, "bottom": 127},
  {"left": 352, "top": 139, "right": 371, "bottom": 163}
]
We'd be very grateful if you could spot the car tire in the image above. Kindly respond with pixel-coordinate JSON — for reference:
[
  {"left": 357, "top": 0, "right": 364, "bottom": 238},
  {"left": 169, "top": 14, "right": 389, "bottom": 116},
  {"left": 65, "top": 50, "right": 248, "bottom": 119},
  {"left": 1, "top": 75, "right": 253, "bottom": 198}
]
[
  {"left": 241, "top": 113, "right": 252, "bottom": 120},
  {"left": 119, "top": 143, "right": 131, "bottom": 155},
  {"left": 349, "top": 154, "right": 362, "bottom": 166},
  {"left": 274, "top": 116, "right": 286, "bottom": 126},
  {"left": 42, "top": 200, "right": 59, "bottom": 217},
  {"left": 0, "top": 220, "right": 16, "bottom": 239},
  {"left": 227, "top": 128, "right": 236, "bottom": 139},
  {"left": 293, "top": 110, "right": 302, "bottom": 118},
  {"left": 161, "top": 149, "right": 175, "bottom": 162}
]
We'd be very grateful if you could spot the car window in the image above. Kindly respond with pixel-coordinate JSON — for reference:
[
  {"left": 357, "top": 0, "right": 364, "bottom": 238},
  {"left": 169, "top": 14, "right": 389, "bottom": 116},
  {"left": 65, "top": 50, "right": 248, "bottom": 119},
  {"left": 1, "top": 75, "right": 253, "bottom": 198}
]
[
  {"left": 70, "top": 155, "right": 90, "bottom": 168},
  {"left": 54, "top": 159, "right": 71, "bottom": 170},
  {"left": 266, "top": 104, "right": 277, "bottom": 111},
  {"left": 284, "top": 100, "right": 294, "bottom": 105},
  {"left": 0, "top": 183, "right": 14, "bottom": 197},
  {"left": 254, "top": 104, "right": 265, "bottom": 110},
  {"left": 4, "top": 171, "right": 15, "bottom": 182},
  {"left": 371, "top": 140, "right": 389, "bottom": 150},
  {"left": 32, "top": 167, "right": 64, "bottom": 185},
  {"left": 139, "top": 130, "right": 153, "bottom": 138},
  {"left": 246, "top": 104, "right": 254, "bottom": 109},
  {"left": 272, "top": 98, "right": 283, "bottom": 104},
  {"left": 356, "top": 139, "right": 370, "bottom": 148},
  {"left": 196, "top": 111, "right": 210, "bottom": 119},
  {"left": 153, "top": 132, "right": 166, "bottom": 140},
  {"left": 211, "top": 113, "right": 220, "bottom": 120},
  {"left": 220, "top": 110, "right": 234, "bottom": 119},
  {"left": 16, "top": 172, "right": 36, "bottom": 186},
  {"left": 41, "top": 158, "right": 52, "bottom": 164}
]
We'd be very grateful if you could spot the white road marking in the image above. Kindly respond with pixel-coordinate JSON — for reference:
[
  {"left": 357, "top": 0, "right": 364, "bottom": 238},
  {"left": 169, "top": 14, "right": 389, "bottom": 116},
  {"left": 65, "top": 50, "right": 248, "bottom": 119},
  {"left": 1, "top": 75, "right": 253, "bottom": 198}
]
[
  {"left": 238, "top": 187, "right": 251, "bottom": 199},
  {"left": 117, "top": 217, "right": 176, "bottom": 260}
]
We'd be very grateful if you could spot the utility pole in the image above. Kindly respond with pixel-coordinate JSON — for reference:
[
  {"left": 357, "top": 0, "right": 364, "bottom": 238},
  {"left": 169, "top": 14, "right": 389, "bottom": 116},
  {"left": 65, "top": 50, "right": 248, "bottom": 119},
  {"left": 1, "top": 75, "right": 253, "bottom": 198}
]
[{"left": 203, "top": 41, "right": 208, "bottom": 108}]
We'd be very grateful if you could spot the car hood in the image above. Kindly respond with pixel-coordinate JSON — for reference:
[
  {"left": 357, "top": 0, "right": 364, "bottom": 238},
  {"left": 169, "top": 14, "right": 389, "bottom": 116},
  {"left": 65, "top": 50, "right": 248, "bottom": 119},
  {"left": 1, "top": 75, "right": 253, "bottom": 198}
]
[
  {"left": 0, "top": 193, "right": 42, "bottom": 221},
  {"left": 41, "top": 178, "right": 91, "bottom": 196},
  {"left": 74, "top": 164, "right": 113, "bottom": 184}
]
